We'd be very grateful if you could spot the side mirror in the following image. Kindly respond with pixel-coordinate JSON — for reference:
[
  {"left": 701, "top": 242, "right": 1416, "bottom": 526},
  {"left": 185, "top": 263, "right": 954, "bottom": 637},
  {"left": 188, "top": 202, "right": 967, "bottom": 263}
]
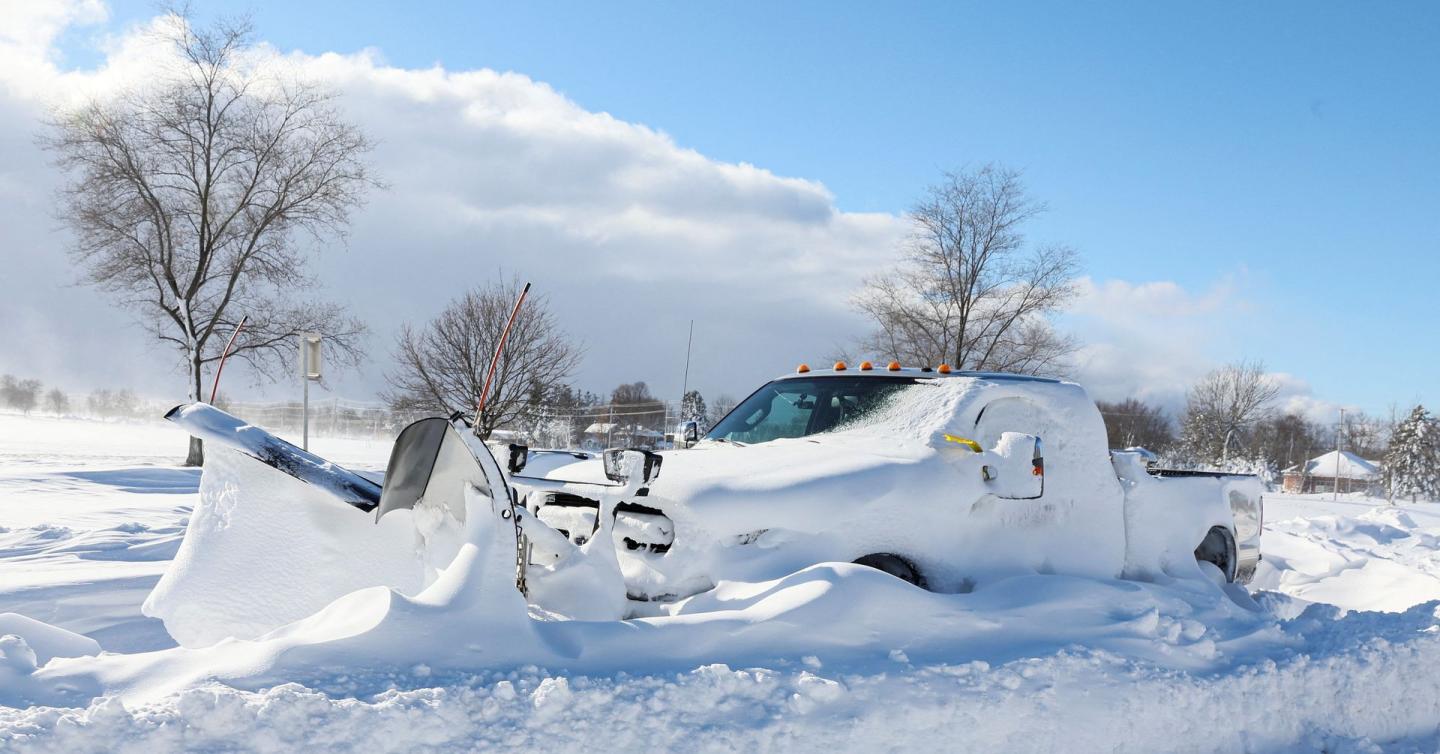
[
  {"left": 680, "top": 420, "right": 700, "bottom": 448},
  {"left": 983, "top": 432, "right": 1044, "bottom": 500},
  {"left": 603, "top": 448, "right": 664, "bottom": 485},
  {"left": 507, "top": 443, "right": 528, "bottom": 475}
]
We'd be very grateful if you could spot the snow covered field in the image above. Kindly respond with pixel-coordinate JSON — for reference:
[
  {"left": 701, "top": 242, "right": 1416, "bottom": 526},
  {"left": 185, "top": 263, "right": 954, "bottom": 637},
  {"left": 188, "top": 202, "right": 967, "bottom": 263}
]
[{"left": 3, "top": 412, "right": 1440, "bottom": 752}]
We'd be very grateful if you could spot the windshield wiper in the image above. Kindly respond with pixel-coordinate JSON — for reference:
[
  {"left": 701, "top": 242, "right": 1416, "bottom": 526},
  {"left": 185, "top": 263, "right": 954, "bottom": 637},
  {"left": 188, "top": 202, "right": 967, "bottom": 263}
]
[{"left": 711, "top": 437, "right": 748, "bottom": 447}]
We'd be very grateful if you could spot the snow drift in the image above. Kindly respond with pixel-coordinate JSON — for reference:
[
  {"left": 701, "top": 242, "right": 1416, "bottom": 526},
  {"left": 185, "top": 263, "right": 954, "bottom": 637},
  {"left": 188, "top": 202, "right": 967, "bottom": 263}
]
[
  {"left": 142, "top": 447, "right": 431, "bottom": 647},
  {"left": 4, "top": 404, "right": 1440, "bottom": 752}
]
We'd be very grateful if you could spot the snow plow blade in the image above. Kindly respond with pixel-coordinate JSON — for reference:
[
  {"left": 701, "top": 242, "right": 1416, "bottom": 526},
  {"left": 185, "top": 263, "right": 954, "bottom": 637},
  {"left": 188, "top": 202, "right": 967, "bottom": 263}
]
[
  {"left": 164, "top": 402, "right": 382, "bottom": 512},
  {"left": 375, "top": 416, "right": 491, "bottom": 523}
]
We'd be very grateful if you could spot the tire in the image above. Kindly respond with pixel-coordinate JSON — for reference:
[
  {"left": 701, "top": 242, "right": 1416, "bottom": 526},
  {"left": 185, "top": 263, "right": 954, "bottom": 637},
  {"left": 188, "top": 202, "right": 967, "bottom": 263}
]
[
  {"left": 1194, "top": 526, "right": 1238, "bottom": 584},
  {"left": 853, "top": 553, "right": 923, "bottom": 587}
]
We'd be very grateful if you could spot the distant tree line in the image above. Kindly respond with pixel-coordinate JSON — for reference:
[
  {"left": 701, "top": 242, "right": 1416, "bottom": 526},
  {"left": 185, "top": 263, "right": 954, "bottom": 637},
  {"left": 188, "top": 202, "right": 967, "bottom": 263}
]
[
  {"left": 1093, "top": 360, "right": 1425, "bottom": 499},
  {"left": 0, "top": 373, "right": 158, "bottom": 420}
]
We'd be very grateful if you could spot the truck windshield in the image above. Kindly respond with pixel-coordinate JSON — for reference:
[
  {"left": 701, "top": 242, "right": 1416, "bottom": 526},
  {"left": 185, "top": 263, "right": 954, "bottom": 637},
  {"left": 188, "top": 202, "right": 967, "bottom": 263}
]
[{"left": 706, "top": 376, "right": 919, "bottom": 444}]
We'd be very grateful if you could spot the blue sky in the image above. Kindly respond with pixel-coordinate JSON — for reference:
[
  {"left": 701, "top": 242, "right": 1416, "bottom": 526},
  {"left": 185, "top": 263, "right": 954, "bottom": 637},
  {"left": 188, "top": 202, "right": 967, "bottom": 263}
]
[{"left": 36, "top": 1, "right": 1440, "bottom": 414}]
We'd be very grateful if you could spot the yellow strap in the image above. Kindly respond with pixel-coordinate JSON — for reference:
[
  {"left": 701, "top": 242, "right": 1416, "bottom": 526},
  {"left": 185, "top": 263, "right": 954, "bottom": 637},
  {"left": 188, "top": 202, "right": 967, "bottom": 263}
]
[{"left": 942, "top": 434, "right": 983, "bottom": 453}]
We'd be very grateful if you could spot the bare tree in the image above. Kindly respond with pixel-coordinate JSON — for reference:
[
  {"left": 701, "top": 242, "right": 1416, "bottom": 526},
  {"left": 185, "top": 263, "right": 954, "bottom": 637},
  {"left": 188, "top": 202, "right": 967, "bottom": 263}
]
[
  {"left": 708, "top": 394, "right": 738, "bottom": 428},
  {"left": 1, "top": 376, "right": 42, "bottom": 414},
  {"left": 41, "top": 11, "right": 374, "bottom": 465},
  {"left": 44, "top": 388, "right": 70, "bottom": 416},
  {"left": 86, "top": 387, "right": 141, "bottom": 420},
  {"left": 1340, "top": 410, "right": 1389, "bottom": 460},
  {"left": 1251, "top": 412, "right": 1326, "bottom": 471},
  {"left": 1178, "top": 360, "right": 1281, "bottom": 464},
  {"left": 852, "top": 165, "right": 1079, "bottom": 374},
  {"left": 1096, "top": 398, "right": 1174, "bottom": 451},
  {"left": 609, "top": 381, "right": 667, "bottom": 439},
  {"left": 384, "top": 279, "right": 582, "bottom": 440}
]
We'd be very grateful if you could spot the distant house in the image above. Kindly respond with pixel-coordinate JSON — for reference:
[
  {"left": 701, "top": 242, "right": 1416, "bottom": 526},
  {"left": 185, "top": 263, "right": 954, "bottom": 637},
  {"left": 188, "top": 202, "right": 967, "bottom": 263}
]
[
  {"left": 1281, "top": 450, "right": 1381, "bottom": 494},
  {"left": 581, "top": 422, "right": 665, "bottom": 450},
  {"left": 582, "top": 422, "right": 618, "bottom": 450}
]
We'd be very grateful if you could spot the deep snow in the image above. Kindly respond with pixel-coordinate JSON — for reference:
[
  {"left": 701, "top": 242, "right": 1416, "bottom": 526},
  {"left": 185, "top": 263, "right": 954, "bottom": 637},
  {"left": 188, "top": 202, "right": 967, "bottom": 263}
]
[{"left": 2, "top": 411, "right": 1440, "bottom": 752}]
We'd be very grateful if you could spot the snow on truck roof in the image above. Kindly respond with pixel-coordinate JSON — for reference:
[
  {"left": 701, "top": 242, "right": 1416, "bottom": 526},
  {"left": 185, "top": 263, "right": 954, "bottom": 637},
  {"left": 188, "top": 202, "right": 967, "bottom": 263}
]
[{"left": 773, "top": 365, "right": 1062, "bottom": 384}]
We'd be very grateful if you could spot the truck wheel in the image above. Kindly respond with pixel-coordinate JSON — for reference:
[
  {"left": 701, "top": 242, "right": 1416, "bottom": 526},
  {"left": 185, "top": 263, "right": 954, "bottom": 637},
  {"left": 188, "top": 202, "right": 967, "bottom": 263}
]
[
  {"left": 1194, "top": 526, "right": 1237, "bottom": 584},
  {"left": 853, "top": 553, "right": 923, "bottom": 587}
]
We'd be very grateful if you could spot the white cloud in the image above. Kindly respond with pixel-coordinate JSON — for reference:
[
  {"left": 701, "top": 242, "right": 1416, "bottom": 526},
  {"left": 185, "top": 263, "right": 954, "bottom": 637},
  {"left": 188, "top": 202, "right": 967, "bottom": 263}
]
[
  {"left": 0, "top": 3, "right": 1358, "bottom": 422},
  {"left": 0, "top": 4, "right": 905, "bottom": 401},
  {"left": 1062, "top": 276, "right": 1244, "bottom": 412},
  {"left": 1267, "top": 372, "right": 1356, "bottom": 427},
  {"left": 1064, "top": 274, "right": 1353, "bottom": 425}
]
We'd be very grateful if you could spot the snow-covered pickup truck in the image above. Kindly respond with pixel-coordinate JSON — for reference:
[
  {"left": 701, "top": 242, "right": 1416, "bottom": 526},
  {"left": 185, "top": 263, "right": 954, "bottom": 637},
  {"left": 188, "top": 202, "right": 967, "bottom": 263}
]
[
  {"left": 511, "top": 365, "right": 1263, "bottom": 605},
  {"left": 154, "top": 365, "right": 1262, "bottom": 640}
]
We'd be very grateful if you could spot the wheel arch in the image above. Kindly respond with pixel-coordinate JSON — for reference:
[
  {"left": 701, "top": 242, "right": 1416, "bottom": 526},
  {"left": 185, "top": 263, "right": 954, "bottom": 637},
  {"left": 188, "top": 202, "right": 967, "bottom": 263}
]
[{"left": 1194, "top": 524, "right": 1238, "bottom": 583}]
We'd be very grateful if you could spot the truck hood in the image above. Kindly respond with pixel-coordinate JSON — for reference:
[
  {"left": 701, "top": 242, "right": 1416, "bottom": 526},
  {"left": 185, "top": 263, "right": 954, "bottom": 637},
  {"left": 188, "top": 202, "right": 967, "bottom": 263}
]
[{"left": 522, "top": 433, "right": 948, "bottom": 537}]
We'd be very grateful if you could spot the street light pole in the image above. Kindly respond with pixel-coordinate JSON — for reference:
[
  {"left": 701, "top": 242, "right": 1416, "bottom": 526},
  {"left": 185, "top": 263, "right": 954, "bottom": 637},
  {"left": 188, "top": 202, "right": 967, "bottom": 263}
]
[{"left": 300, "top": 333, "right": 322, "bottom": 451}]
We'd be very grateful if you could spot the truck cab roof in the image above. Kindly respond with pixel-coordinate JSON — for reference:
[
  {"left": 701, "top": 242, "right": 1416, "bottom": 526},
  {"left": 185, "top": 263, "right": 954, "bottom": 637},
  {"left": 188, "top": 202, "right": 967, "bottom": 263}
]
[{"left": 771, "top": 366, "right": 1061, "bottom": 384}]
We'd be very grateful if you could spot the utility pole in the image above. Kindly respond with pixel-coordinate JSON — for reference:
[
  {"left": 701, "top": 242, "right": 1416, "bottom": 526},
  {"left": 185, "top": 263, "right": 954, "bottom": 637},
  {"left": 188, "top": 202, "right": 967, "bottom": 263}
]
[
  {"left": 1334, "top": 407, "right": 1345, "bottom": 501},
  {"left": 1285, "top": 432, "right": 1295, "bottom": 493}
]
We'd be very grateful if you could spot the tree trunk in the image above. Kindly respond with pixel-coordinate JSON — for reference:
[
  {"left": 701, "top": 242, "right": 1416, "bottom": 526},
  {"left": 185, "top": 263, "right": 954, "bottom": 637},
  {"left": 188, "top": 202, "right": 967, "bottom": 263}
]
[{"left": 184, "top": 358, "right": 205, "bottom": 467}]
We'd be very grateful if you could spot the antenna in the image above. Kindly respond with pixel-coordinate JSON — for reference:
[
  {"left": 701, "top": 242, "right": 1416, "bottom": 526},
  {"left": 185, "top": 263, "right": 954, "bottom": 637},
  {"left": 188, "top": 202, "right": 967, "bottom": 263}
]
[{"left": 680, "top": 319, "right": 694, "bottom": 419}]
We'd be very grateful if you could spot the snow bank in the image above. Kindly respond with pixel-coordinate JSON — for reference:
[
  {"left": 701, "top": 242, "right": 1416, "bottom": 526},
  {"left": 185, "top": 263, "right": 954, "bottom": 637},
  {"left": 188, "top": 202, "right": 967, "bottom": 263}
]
[
  {"left": 12, "top": 399, "right": 1440, "bottom": 752},
  {"left": 8, "top": 466, "right": 1440, "bottom": 751},
  {"left": 142, "top": 447, "right": 433, "bottom": 647},
  {"left": 1254, "top": 499, "right": 1440, "bottom": 611},
  {"left": 0, "top": 614, "right": 101, "bottom": 665},
  {"left": 6, "top": 599, "right": 1440, "bottom": 753},
  {"left": 0, "top": 615, "right": 102, "bottom": 708}
]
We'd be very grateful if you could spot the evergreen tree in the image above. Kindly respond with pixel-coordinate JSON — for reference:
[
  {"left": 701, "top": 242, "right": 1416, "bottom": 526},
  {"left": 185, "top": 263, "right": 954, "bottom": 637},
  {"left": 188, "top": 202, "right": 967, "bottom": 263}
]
[
  {"left": 1384, "top": 405, "right": 1440, "bottom": 503},
  {"left": 681, "top": 390, "right": 708, "bottom": 428}
]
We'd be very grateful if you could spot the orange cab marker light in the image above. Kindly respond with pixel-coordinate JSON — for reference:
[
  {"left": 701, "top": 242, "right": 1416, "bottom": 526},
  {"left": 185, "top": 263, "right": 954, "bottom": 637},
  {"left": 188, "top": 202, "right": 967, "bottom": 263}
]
[
  {"left": 859, "top": 361, "right": 873, "bottom": 371},
  {"left": 834, "top": 361, "right": 847, "bottom": 371},
  {"left": 796, "top": 363, "right": 810, "bottom": 373},
  {"left": 887, "top": 361, "right": 901, "bottom": 371},
  {"left": 937, "top": 363, "right": 952, "bottom": 374}
]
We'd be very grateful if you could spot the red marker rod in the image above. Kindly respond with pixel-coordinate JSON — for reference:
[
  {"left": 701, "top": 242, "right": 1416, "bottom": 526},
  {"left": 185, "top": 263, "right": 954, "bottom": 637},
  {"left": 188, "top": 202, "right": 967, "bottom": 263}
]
[
  {"left": 476, "top": 282, "right": 531, "bottom": 422},
  {"left": 209, "top": 315, "right": 249, "bottom": 404}
]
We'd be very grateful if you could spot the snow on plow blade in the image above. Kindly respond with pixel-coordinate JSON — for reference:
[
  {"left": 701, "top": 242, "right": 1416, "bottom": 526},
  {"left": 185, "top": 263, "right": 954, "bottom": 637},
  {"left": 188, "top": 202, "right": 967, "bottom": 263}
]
[
  {"left": 150, "top": 403, "right": 541, "bottom": 645},
  {"left": 164, "top": 402, "right": 382, "bottom": 511},
  {"left": 375, "top": 416, "right": 489, "bottom": 523}
]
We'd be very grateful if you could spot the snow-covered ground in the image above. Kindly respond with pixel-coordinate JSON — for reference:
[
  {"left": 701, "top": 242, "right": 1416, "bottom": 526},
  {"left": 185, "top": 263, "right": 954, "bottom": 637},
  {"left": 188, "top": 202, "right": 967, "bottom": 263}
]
[{"left": 3, "top": 412, "right": 1440, "bottom": 752}]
